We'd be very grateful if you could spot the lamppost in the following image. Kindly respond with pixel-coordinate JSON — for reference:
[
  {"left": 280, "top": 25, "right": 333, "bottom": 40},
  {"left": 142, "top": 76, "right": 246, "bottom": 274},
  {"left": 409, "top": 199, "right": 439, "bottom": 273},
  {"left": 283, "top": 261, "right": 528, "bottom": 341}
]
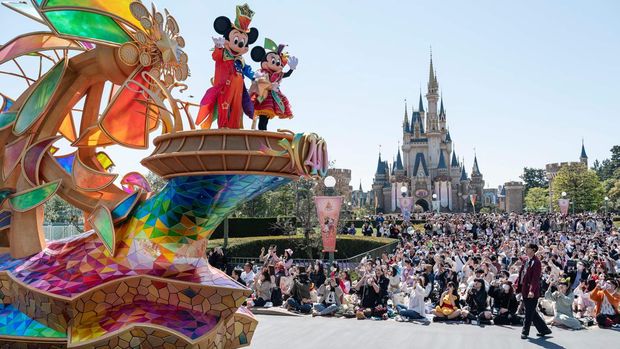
[
  {"left": 323, "top": 176, "right": 337, "bottom": 263},
  {"left": 604, "top": 196, "right": 609, "bottom": 215},
  {"left": 432, "top": 193, "right": 439, "bottom": 213}
]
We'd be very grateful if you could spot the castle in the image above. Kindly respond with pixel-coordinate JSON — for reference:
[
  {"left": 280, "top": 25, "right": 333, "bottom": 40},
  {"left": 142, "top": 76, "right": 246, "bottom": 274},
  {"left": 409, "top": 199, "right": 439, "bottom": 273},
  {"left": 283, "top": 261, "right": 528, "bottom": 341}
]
[{"left": 372, "top": 55, "right": 484, "bottom": 213}]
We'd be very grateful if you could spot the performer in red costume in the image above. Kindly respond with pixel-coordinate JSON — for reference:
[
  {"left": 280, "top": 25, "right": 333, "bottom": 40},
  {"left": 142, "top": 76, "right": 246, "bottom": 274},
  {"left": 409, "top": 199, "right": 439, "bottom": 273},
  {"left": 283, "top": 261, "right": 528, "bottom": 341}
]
[
  {"left": 250, "top": 38, "right": 298, "bottom": 130},
  {"left": 197, "top": 4, "right": 258, "bottom": 129}
]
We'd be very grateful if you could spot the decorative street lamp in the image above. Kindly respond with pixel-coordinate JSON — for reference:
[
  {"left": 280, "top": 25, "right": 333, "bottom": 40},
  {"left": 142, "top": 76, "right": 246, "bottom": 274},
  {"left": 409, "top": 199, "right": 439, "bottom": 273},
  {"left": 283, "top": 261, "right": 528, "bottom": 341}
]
[
  {"left": 432, "top": 193, "right": 439, "bottom": 213},
  {"left": 604, "top": 196, "right": 609, "bottom": 215}
]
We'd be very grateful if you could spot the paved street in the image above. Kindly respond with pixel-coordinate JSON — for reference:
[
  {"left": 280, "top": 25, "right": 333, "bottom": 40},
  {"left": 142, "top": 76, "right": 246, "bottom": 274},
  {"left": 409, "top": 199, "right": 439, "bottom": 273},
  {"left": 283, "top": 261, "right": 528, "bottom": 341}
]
[{"left": 250, "top": 314, "right": 619, "bottom": 349}]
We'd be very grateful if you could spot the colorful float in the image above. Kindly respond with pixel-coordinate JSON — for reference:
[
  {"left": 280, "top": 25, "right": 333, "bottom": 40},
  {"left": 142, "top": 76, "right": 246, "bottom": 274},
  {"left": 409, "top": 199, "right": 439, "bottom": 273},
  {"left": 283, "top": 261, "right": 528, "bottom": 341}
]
[{"left": 0, "top": 1, "right": 327, "bottom": 348}]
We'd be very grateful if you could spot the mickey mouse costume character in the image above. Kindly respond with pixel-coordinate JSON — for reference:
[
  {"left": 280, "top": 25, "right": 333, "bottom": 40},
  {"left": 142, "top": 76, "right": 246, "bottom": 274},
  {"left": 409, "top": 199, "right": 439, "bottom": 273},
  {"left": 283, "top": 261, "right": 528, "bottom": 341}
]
[
  {"left": 250, "top": 38, "right": 298, "bottom": 130},
  {"left": 197, "top": 4, "right": 258, "bottom": 129}
]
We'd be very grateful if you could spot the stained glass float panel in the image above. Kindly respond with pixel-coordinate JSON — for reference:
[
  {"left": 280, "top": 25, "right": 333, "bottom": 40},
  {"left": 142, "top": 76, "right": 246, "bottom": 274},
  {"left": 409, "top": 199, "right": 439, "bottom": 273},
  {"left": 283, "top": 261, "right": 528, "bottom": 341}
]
[
  {"left": 121, "top": 172, "right": 151, "bottom": 193},
  {"left": 99, "top": 68, "right": 151, "bottom": 148},
  {"left": 96, "top": 152, "right": 114, "bottom": 171},
  {"left": 0, "top": 189, "right": 14, "bottom": 207},
  {"left": 0, "top": 33, "right": 80, "bottom": 65},
  {"left": 2, "top": 1, "right": 45, "bottom": 23},
  {"left": 72, "top": 126, "right": 115, "bottom": 147},
  {"left": 23, "top": 137, "right": 60, "bottom": 185},
  {"left": 1, "top": 94, "right": 14, "bottom": 112},
  {"left": 88, "top": 205, "right": 115, "bottom": 254},
  {"left": 0, "top": 112, "right": 17, "bottom": 130},
  {"left": 13, "top": 59, "right": 65, "bottom": 135},
  {"left": 43, "top": 0, "right": 144, "bottom": 31},
  {"left": 9, "top": 180, "right": 60, "bottom": 212},
  {"left": 44, "top": 10, "right": 131, "bottom": 45},
  {"left": 0, "top": 210, "right": 11, "bottom": 230},
  {"left": 72, "top": 156, "right": 117, "bottom": 191},
  {"left": 3, "top": 136, "right": 30, "bottom": 179},
  {"left": 58, "top": 113, "right": 76, "bottom": 141},
  {"left": 54, "top": 153, "right": 75, "bottom": 174},
  {"left": 111, "top": 190, "right": 141, "bottom": 222}
]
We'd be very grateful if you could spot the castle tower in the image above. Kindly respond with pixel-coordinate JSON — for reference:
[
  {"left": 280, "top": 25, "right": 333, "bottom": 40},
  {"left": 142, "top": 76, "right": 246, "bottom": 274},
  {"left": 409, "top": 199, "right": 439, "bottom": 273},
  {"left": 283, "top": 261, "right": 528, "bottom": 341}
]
[
  {"left": 470, "top": 153, "right": 485, "bottom": 202},
  {"left": 402, "top": 100, "right": 410, "bottom": 133}
]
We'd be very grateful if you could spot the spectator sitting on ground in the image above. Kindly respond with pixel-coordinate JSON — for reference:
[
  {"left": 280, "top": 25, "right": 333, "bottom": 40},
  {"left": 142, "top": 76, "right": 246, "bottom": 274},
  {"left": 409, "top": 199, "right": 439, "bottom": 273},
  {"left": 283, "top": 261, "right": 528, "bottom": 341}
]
[
  {"left": 462, "top": 278, "right": 492, "bottom": 324},
  {"left": 252, "top": 270, "right": 273, "bottom": 307},
  {"left": 489, "top": 280, "right": 520, "bottom": 325},
  {"left": 286, "top": 266, "right": 313, "bottom": 314},
  {"left": 232, "top": 268, "right": 245, "bottom": 286},
  {"left": 396, "top": 276, "right": 430, "bottom": 322},
  {"left": 590, "top": 278, "right": 620, "bottom": 328},
  {"left": 313, "top": 275, "right": 343, "bottom": 317},
  {"left": 240, "top": 262, "right": 255, "bottom": 289},
  {"left": 544, "top": 279, "right": 583, "bottom": 329},
  {"left": 432, "top": 282, "right": 462, "bottom": 321}
]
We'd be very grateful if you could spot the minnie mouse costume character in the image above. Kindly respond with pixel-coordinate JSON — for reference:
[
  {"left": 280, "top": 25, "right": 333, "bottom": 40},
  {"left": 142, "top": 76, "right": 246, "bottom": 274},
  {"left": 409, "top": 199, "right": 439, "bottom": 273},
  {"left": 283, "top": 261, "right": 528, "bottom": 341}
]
[
  {"left": 250, "top": 38, "right": 298, "bottom": 130},
  {"left": 197, "top": 4, "right": 258, "bottom": 129}
]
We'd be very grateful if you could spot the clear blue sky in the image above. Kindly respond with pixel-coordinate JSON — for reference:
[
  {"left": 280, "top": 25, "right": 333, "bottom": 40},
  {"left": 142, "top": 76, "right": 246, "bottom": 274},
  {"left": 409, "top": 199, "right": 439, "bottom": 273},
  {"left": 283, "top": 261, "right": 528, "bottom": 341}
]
[{"left": 1, "top": 0, "right": 619, "bottom": 189}]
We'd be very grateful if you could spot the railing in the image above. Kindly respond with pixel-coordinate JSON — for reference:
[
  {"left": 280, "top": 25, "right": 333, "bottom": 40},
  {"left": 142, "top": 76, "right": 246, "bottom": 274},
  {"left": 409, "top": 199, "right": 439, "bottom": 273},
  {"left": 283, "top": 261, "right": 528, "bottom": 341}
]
[
  {"left": 43, "top": 224, "right": 84, "bottom": 241},
  {"left": 226, "top": 239, "right": 399, "bottom": 270}
]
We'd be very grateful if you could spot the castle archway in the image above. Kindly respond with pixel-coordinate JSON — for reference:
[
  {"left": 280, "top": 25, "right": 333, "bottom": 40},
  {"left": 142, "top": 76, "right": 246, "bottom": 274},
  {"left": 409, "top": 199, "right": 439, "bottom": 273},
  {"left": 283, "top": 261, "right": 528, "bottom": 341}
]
[{"left": 415, "top": 199, "right": 430, "bottom": 212}]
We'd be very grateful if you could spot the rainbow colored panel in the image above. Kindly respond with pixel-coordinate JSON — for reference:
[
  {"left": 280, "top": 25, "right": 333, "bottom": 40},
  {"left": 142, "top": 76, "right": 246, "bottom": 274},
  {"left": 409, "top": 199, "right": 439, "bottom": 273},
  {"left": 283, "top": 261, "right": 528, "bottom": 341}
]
[
  {"left": 1, "top": 94, "right": 14, "bottom": 112},
  {"left": 3, "top": 136, "right": 30, "bottom": 178},
  {"left": 111, "top": 190, "right": 140, "bottom": 222},
  {"left": 121, "top": 172, "right": 151, "bottom": 193},
  {"left": 89, "top": 206, "right": 115, "bottom": 254},
  {"left": 0, "top": 304, "right": 66, "bottom": 338},
  {"left": 13, "top": 58, "right": 65, "bottom": 135},
  {"left": 54, "top": 153, "right": 75, "bottom": 173},
  {"left": 0, "top": 189, "right": 14, "bottom": 206},
  {"left": 0, "top": 33, "right": 80, "bottom": 65},
  {"left": 9, "top": 180, "right": 60, "bottom": 212},
  {"left": 96, "top": 152, "right": 114, "bottom": 171},
  {"left": 44, "top": 10, "right": 131, "bottom": 45},
  {"left": 0, "top": 210, "right": 11, "bottom": 229},
  {"left": 43, "top": 0, "right": 144, "bottom": 30},
  {"left": 23, "top": 137, "right": 59, "bottom": 185},
  {"left": 0, "top": 112, "right": 17, "bottom": 129}
]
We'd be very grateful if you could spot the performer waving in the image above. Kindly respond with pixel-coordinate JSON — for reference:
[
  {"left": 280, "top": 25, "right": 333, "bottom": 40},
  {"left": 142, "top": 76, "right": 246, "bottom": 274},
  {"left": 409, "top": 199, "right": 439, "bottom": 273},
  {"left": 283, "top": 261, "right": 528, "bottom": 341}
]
[
  {"left": 250, "top": 38, "right": 298, "bottom": 130},
  {"left": 197, "top": 4, "right": 258, "bottom": 129}
]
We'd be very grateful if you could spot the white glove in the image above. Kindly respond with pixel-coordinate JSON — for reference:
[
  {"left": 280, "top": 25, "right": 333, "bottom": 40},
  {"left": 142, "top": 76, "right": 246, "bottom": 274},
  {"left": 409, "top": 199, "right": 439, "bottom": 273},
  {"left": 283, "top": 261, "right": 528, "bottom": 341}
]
[
  {"left": 271, "top": 82, "right": 280, "bottom": 92},
  {"left": 212, "top": 36, "right": 225, "bottom": 48},
  {"left": 254, "top": 70, "right": 266, "bottom": 79},
  {"left": 288, "top": 56, "right": 298, "bottom": 70}
]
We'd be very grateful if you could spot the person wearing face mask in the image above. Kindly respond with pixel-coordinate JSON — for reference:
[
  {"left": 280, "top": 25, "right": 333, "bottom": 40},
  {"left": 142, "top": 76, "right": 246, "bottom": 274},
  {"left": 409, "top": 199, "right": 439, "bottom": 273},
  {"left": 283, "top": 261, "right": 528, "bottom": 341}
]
[
  {"left": 544, "top": 280, "right": 583, "bottom": 329},
  {"left": 567, "top": 261, "right": 589, "bottom": 292},
  {"left": 590, "top": 279, "right": 620, "bottom": 328},
  {"left": 489, "top": 280, "right": 520, "bottom": 325}
]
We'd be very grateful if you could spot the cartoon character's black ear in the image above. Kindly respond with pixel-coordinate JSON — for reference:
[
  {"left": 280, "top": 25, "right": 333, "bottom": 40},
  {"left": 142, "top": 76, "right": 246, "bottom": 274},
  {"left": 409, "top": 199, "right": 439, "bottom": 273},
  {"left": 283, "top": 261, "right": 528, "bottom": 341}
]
[
  {"left": 247, "top": 28, "right": 259, "bottom": 45},
  {"left": 251, "top": 46, "right": 266, "bottom": 62},
  {"left": 214, "top": 16, "right": 232, "bottom": 35}
]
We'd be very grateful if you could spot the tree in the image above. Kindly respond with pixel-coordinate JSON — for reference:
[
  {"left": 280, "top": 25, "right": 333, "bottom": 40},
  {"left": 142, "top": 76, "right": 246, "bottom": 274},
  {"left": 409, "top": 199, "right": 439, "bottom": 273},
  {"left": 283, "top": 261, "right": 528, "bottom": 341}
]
[
  {"left": 44, "top": 195, "right": 83, "bottom": 225},
  {"left": 594, "top": 146, "right": 620, "bottom": 181},
  {"left": 524, "top": 187, "right": 549, "bottom": 212},
  {"left": 520, "top": 167, "right": 548, "bottom": 194},
  {"left": 551, "top": 163, "right": 604, "bottom": 212},
  {"left": 146, "top": 171, "right": 167, "bottom": 193}
]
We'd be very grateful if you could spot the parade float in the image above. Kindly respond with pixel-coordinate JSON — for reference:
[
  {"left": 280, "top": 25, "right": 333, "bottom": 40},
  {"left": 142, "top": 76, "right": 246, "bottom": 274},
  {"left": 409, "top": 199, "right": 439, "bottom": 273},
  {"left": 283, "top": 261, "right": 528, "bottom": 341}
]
[{"left": 0, "top": 1, "right": 327, "bottom": 348}]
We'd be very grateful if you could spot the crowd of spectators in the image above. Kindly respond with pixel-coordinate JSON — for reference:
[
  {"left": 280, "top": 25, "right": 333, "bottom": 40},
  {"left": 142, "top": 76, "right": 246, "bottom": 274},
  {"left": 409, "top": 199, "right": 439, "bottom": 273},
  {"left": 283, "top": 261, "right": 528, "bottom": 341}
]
[{"left": 223, "top": 212, "right": 620, "bottom": 337}]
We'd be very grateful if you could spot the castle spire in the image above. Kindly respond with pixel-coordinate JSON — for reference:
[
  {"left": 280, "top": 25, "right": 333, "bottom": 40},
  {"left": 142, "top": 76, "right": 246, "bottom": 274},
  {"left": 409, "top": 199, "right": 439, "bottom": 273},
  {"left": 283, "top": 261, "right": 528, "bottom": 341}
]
[
  {"left": 428, "top": 50, "right": 438, "bottom": 93},
  {"left": 376, "top": 151, "right": 384, "bottom": 174},
  {"left": 439, "top": 97, "right": 445, "bottom": 116},
  {"left": 460, "top": 165, "right": 468, "bottom": 181},
  {"left": 451, "top": 149, "right": 459, "bottom": 167},
  {"left": 418, "top": 91, "right": 425, "bottom": 112},
  {"left": 580, "top": 139, "right": 588, "bottom": 159},
  {"left": 472, "top": 153, "right": 481, "bottom": 175},
  {"left": 396, "top": 147, "right": 404, "bottom": 171},
  {"left": 437, "top": 151, "right": 447, "bottom": 169},
  {"left": 359, "top": 180, "right": 362, "bottom": 191},
  {"left": 403, "top": 99, "right": 410, "bottom": 132}
]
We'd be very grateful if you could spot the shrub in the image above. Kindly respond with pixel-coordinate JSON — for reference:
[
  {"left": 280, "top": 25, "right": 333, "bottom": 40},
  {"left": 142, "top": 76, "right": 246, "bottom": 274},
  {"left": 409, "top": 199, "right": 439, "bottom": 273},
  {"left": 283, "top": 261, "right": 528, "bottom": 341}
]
[{"left": 209, "top": 235, "right": 394, "bottom": 260}]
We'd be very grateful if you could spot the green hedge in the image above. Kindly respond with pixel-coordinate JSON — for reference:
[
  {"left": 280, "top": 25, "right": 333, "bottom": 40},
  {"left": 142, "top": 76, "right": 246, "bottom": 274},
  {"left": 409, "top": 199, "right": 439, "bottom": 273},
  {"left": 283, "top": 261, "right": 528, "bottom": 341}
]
[
  {"left": 209, "top": 235, "right": 394, "bottom": 260},
  {"left": 211, "top": 217, "right": 297, "bottom": 239}
]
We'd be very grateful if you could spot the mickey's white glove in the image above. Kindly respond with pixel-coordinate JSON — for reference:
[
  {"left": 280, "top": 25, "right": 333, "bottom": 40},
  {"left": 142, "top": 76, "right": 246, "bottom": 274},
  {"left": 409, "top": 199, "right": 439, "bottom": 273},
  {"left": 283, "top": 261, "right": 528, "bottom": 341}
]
[
  {"left": 271, "top": 82, "right": 280, "bottom": 92},
  {"left": 254, "top": 70, "right": 266, "bottom": 79},
  {"left": 212, "top": 36, "right": 225, "bottom": 48},
  {"left": 288, "top": 56, "right": 299, "bottom": 70}
]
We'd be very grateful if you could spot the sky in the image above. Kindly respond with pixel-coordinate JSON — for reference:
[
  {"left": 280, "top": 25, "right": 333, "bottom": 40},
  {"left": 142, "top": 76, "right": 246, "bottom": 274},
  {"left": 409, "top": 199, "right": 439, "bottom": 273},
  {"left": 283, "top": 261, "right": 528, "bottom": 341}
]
[{"left": 1, "top": 0, "right": 619, "bottom": 190}]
